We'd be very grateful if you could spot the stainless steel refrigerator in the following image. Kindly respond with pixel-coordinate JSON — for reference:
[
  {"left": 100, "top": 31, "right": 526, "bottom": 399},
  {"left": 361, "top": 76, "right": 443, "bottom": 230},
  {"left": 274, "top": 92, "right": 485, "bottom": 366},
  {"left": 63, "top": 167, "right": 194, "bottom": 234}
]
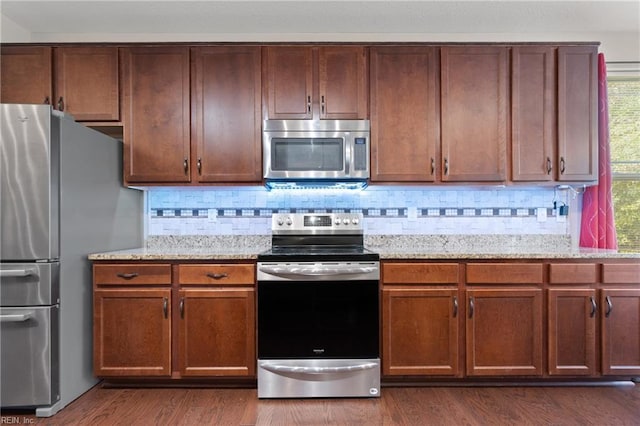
[{"left": 0, "top": 104, "right": 142, "bottom": 417}]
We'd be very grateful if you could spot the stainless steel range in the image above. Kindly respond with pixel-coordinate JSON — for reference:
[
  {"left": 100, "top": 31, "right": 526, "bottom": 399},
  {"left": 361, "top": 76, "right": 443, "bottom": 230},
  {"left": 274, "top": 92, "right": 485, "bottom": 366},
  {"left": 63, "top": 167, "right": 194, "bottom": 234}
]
[{"left": 257, "top": 213, "right": 380, "bottom": 398}]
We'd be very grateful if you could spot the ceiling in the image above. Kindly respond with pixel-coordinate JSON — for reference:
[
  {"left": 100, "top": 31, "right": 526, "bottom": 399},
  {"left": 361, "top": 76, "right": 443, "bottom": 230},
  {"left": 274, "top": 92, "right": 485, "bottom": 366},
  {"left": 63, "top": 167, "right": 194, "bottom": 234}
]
[{"left": 1, "top": 0, "right": 639, "bottom": 43}]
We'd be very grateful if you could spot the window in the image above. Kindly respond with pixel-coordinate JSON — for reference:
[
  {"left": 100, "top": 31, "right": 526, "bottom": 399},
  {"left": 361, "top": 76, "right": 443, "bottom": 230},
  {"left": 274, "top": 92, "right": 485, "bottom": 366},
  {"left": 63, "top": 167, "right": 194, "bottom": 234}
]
[{"left": 608, "top": 63, "right": 640, "bottom": 253}]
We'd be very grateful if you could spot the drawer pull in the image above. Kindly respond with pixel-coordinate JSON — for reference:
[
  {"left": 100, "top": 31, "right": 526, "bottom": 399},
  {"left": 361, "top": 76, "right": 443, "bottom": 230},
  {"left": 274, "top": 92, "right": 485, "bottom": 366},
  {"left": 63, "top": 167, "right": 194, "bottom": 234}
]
[
  {"left": 206, "top": 272, "right": 228, "bottom": 280},
  {"left": 163, "top": 297, "right": 168, "bottom": 319},
  {"left": 180, "top": 297, "right": 185, "bottom": 319},
  {"left": 468, "top": 296, "right": 474, "bottom": 318},
  {"left": 605, "top": 296, "right": 613, "bottom": 317},
  {"left": 116, "top": 272, "right": 139, "bottom": 280},
  {"left": 589, "top": 296, "right": 597, "bottom": 318}
]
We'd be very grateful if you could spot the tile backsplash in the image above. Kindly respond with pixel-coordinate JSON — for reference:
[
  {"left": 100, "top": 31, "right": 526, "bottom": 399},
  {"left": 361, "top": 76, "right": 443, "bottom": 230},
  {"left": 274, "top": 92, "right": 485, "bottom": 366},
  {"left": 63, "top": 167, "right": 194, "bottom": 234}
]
[{"left": 147, "top": 186, "right": 572, "bottom": 236}]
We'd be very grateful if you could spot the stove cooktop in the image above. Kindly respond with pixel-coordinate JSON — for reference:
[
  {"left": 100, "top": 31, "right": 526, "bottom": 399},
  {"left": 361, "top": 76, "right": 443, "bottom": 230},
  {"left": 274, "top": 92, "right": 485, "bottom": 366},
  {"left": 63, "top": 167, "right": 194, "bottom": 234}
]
[{"left": 258, "top": 245, "right": 379, "bottom": 262}]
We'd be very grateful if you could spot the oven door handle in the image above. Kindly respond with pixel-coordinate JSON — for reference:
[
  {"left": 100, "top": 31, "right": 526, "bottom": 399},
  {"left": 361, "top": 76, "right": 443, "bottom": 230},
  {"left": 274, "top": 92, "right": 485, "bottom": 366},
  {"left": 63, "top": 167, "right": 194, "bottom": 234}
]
[
  {"left": 261, "top": 362, "right": 378, "bottom": 375},
  {"left": 258, "top": 265, "right": 377, "bottom": 277}
]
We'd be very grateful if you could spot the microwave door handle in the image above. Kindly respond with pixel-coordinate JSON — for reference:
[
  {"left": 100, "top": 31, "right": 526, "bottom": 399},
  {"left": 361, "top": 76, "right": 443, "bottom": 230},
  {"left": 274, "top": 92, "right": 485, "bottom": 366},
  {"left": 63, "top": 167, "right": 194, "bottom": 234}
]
[{"left": 345, "top": 136, "right": 351, "bottom": 175}]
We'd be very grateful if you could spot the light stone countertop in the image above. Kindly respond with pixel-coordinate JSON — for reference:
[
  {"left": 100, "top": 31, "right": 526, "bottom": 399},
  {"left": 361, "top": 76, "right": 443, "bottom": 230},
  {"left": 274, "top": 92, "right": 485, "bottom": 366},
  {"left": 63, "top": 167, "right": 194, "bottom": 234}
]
[{"left": 88, "top": 234, "right": 640, "bottom": 261}]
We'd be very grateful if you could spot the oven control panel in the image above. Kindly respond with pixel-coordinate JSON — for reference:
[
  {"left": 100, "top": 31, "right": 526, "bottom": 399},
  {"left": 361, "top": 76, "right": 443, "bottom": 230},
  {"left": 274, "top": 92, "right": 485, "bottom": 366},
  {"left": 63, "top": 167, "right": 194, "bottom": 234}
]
[{"left": 272, "top": 213, "right": 363, "bottom": 233}]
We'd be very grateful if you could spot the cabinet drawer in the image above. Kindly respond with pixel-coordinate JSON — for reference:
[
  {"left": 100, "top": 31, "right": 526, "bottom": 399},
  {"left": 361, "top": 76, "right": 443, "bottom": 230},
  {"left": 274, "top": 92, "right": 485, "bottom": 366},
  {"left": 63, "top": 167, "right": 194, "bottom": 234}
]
[
  {"left": 178, "top": 264, "right": 255, "bottom": 285},
  {"left": 94, "top": 264, "right": 172, "bottom": 285},
  {"left": 602, "top": 263, "right": 640, "bottom": 284},
  {"left": 383, "top": 263, "right": 458, "bottom": 284},
  {"left": 549, "top": 263, "right": 597, "bottom": 284},
  {"left": 466, "top": 263, "right": 543, "bottom": 284}
]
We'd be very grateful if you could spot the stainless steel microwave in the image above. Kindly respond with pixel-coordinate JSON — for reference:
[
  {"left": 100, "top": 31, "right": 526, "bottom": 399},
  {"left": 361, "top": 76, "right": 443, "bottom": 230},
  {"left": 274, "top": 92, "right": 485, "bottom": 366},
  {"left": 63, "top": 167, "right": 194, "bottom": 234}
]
[{"left": 263, "top": 120, "right": 370, "bottom": 181}]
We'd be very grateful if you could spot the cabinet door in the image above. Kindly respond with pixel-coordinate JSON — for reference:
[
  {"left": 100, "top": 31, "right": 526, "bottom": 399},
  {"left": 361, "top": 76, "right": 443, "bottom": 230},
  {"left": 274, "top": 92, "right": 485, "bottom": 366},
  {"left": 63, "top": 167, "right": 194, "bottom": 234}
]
[
  {"left": 383, "top": 288, "right": 459, "bottom": 376},
  {"left": 264, "top": 47, "right": 312, "bottom": 119},
  {"left": 557, "top": 46, "right": 598, "bottom": 181},
  {"left": 1, "top": 46, "right": 52, "bottom": 105},
  {"left": 318, "top": 46, "right": 367, "bottom": 119},
  {"left": 601, "top": 289, "right": 640, "bottom": 375},
  {"left": 179, "top": 288, "right": 256, "bottom": 377},
  {"left": 54, "top": 47, "right": 119, "bottom": 121},
  {"left": 370, "top": 47, "right": 439, "bottom": 182},
  {"left": 548, "top": 289, "right": 597, "bottom": 376},
  {"left": 121, "top": 47, "right": 191, "bottom": 183},
  {"left": 441, "top": 46, "right": 508, "bottom": 182},
  {"left": 511, "top": 46, "right": 556, "bottom": 181},
  {"left": 94, "top": 288, "right": 171, "bottom": 376},
  {"left": 466, "top": 288, "right": 543, "bottom": 376},
  {"left": 192, "top": 46, "right": 262, "bottom": 183}
]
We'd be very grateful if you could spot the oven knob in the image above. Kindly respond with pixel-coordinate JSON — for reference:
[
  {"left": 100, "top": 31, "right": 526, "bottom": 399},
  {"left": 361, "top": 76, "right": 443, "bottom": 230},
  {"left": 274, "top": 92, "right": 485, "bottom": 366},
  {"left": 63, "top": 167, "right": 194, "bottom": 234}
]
[
  {"left": 352, "top": 218, "right": 359, "bottom": 225},
  {"left": 334, "top": 218, "right": 341, "bottom": 225},
  {"left": 277, "top": 218, "right": 284, "bottom": 226},
  {"left": 343, "top": 218, "right": 349, "bottom": 225},
  {"left": 286, "top": 218, "right": 293, "bottom": 226}
]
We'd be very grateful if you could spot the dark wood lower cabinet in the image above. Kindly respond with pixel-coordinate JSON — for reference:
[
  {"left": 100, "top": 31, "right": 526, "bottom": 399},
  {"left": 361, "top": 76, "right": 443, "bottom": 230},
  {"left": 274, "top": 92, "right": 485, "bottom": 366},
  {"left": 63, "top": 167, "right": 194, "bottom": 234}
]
[
  {"left": 547, "top": 288, "right": 597, "bottom": 376},
  {"left": 601, "top": 289, "right": 640, "bottom": 375},
  {"left": 382, "top": 288, "right": 459, "bottom": 376},
  {"left": 93, "top": 288, "right": 172, "bottom": 377},
  {"left": 466, "top": 288, "right": 543, "bottom": 376},
  {"left": 179, "top": 288, "right": 256, "bottom": 377}
]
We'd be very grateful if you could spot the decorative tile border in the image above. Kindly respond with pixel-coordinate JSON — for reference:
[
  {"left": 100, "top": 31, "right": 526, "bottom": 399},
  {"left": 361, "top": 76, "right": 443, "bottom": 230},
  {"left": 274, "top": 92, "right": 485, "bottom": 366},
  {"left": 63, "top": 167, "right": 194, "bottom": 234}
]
[{"left": 150, "top": 207, "right": 556, "bottom": 219}]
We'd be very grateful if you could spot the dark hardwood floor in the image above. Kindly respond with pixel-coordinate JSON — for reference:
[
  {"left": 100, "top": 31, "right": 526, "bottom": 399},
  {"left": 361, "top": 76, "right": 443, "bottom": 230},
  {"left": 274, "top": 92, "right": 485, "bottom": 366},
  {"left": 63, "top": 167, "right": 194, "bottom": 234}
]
[{"left": 4, "top": 383, "right": 640, "bottom": 425}]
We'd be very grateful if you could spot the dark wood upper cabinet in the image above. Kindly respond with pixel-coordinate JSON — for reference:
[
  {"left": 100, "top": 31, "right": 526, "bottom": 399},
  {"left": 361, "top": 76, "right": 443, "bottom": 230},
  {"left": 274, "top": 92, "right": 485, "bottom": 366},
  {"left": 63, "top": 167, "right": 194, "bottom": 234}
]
[
  {"left": 370, "top": 46, "right": 439, "bottom": 182},
  {"left": 557, "top": 45, "right": 598, "bottom": 182},
  {"left": 54, "top": 47, "right": 120, "bottom": 121},
  {"left": 1, "top": 46, "right": 52, "bottom": 105},
  {"left": 1, "top": 46, "right": 119, "bottom": 122},
  {"left": 191, "top": 46, "right": 262, "bottom": 183},
  {"left": 318, "top": 46, "right": 368, "bottom": 119},
  {"left": 441, "top": 46, "right": 509, "bottom": 182},
  {"left": 121, "top": 46, "right": 191, "bottom": 184},
  {"left": 264, "top": 46, "right": 367, "bottom": 120},
  {"left": 511, "top": 46, "right": 556, "bottom": 181}
]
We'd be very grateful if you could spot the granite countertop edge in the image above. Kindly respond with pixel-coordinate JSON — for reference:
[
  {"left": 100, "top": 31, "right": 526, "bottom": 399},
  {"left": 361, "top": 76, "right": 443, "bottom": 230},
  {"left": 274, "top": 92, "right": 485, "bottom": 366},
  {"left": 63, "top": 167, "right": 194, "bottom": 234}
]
[{"left": 88, "top": 248, "right": 640, "bottom": 261}]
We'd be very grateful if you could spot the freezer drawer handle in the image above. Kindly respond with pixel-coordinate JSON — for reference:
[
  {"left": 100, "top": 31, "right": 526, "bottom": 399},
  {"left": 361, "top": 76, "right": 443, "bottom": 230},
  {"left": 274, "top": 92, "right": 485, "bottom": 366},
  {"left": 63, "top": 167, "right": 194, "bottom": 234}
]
[
  {"left": 0, "top": 312, "right": 33, "bottom": 323},
  {"left": 261, "top": 362, "right": 378, "bottom": 375},
  {"left": 0, "top": 268, "right": 37, "bottom": 278}
]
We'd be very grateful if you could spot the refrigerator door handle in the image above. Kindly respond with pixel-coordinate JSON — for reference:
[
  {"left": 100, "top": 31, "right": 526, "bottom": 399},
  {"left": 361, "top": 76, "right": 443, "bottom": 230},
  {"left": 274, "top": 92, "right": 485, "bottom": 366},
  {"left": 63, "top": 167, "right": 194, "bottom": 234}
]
[
  {"left": 0, "top": 312, "right": 34, "bottom": 323},
  {"left": 0, "top": 268, "right": 37, "bottom": 278}
]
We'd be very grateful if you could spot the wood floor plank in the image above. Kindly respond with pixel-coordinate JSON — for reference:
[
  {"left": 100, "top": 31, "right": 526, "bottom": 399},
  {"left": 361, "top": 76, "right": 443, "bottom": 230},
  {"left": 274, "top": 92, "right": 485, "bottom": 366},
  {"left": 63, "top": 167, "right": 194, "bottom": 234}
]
[{"left": 5, "top": 383, "right": 639, "bottom": 425}]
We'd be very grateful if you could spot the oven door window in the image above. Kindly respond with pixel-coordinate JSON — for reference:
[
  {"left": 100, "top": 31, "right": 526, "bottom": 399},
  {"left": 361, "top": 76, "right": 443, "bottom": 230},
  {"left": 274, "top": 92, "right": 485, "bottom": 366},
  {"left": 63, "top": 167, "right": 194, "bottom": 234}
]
[
  {"left": 258, "top": 280, "right": 379, "bottom": 359},
  {"left": 271, "top": 138, "right": 344, "bottom": 172}
]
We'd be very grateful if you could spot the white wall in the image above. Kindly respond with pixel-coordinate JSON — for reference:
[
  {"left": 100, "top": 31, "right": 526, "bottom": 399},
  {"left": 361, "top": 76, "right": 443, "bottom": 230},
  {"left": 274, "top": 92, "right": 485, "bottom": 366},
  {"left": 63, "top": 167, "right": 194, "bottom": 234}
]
[{"left": 2, "top": 30, "right": 637, "bottom": 62}]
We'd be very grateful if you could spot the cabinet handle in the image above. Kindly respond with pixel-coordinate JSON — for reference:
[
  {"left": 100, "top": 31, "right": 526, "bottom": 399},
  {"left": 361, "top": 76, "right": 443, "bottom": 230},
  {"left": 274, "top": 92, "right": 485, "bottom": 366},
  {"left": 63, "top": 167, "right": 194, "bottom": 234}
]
[
  {"left": 180, "top": 297, "right": 185, "bottom": 319},
  {"left": 183, "top": 158, "right": 189, "bottom": 174},
  {"left": 546, "top": 157, "right": 552, "bottom": 175},
  {"left": 57, "top": 97, "right": 64, "bottom": 111},
  {"left": 589, "top": 296, "right": 597, "bottom": 318},
  {"left": 162, "top": 297, "right": 168, "bottom": 319},
  {"left": 453, "top": 296, "right": 458, "bottom": 318},
  {"left": 468, "top": 296, "right": 474, "bottom": 318},
  {"left": 197, "top": 158, "right": 202, "bottom": 175},
  {"left": 444, "top": 158, "right": 449, "bottom": 176},
  {"left": 206, "top": 272, "right": 228, "bottom": 280},
  {"left": 116, "top": 272, "right": 138, "bottom": 280},
  {"left": 605, "top": 296, "right": 613, "bottom": 317},
  {"left": 44, "top": 96, "right": 50, "bottom": 105},
  {"left": 431, "top": 158, "right": 435, "bottom": 176},
  {"left": 307, "top": 96, "right": 311, "bottom": 114},
  {"left": 321, "top": 95, "right": 325, "bottom": 115},
  {"left": 560, "top": 157, "right": 566, "bottom": 174}
]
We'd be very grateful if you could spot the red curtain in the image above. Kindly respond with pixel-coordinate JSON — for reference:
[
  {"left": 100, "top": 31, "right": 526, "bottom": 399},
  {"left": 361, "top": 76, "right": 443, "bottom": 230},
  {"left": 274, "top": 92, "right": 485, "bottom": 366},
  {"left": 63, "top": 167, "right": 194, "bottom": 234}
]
[{"left": 579, "top": 53, "right": 617, "bottom": 249}]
